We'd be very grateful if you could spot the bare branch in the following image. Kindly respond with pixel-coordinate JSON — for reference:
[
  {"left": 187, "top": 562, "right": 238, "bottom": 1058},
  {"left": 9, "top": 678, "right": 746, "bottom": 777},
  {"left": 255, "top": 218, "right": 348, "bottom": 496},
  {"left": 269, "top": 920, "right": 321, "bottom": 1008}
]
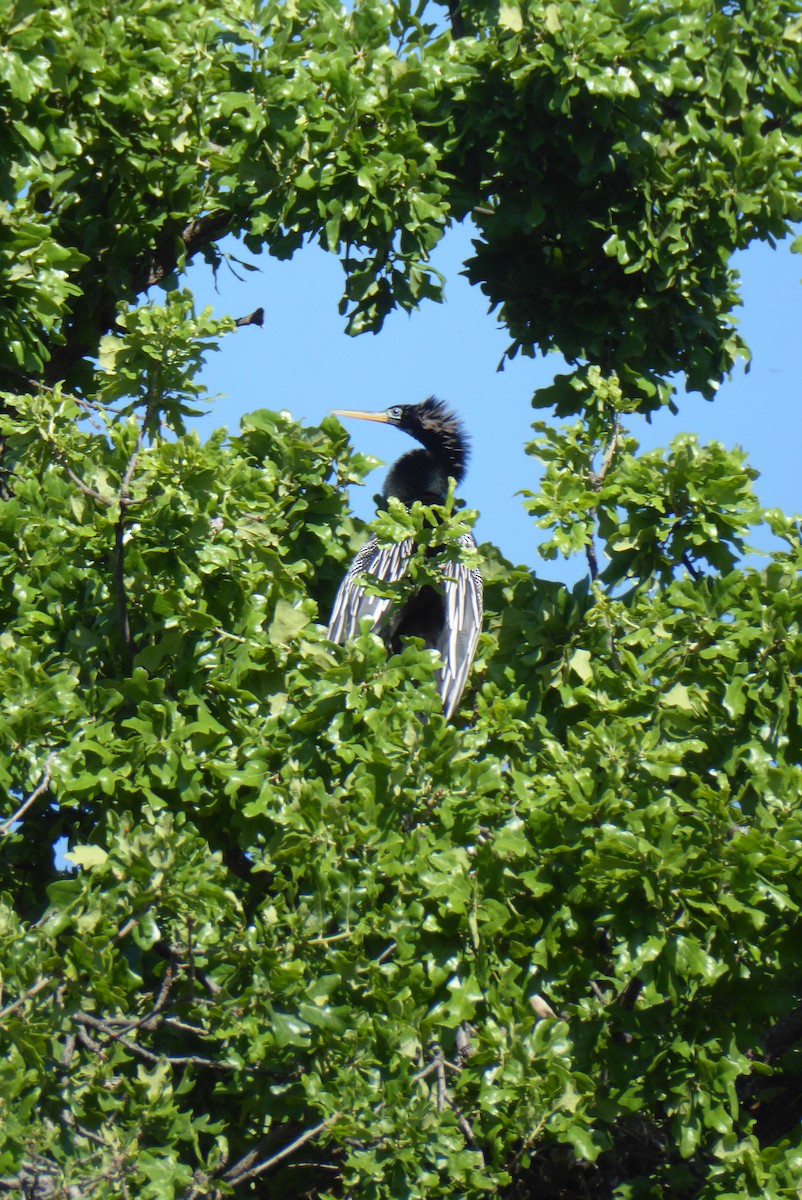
[
  {"left": 76, "top": 1023, "right": 105, "bottom": 1055},
  {"left": 585, "top": 536, "right": 600, "bottom": 584},
  {"left": 682, "top": 552, "right": 702, "bottom": 580},
  {"left": 60, "top": 1033, "right": 76, "bottom": 1069},
  {"left": 455, "top": 1021, "right": 475, "bottom": 1062},
  {"left": 115, "top": 915, "right": 140, "bottom": 943},
  {"left": 223, "top": 1114, "right": 341, "bottom": 1187},
  {"left": 114, "top": 393, "right": 155, "bottom": 671},
  {"left": 72, "top": 1012, "right": 240, "bottom": 1072},
  {"left": 588, "top": 419, "right": 621, "bottom": 494},
  {"left": 412, "top": 1059, "right": 440, "bottom": 1083},
  {"left": 163, "top": 1017, "right": 208, "bottom": 1036},
  {"left": 446, "top": 0, "right": 465, "bottom": 38},
  {"left": 51, "top": 447, "right": 143, "bottom": 510},
  {"left": 114, "top": 515, "right": 134, "bottom": 670},
  {"left": 234, "top": 307, "right": 264, "bottom": 328},
  {"left": 145, "top": 209, "right": 231, "bottom": 289},
  {"left": 435, "top": 1053, "right": 447, "bottom": 1113},
  {"left": 445, "top": 1094, "right": 481, "bottom": 1148},
  {"left": 0, "top": 974, "right": 52, "bottom": 1023},
  {"left": 586, "top": 416, "right": 621, "bottom": 582},
  {"left": 0, "top": 752, "right": 56, "bottom": 835},
  {"left": 589, "top": 980, "right": 608, "bottom": 1005},
  {"left": 99, "top": 959, "right": 176, "bottom": 1033},
  {"left": 59, "top": 459, "right": 116, "bottom": 506},
  {"left": 374, "top": 941, "right": 396, "bottom": 965}
]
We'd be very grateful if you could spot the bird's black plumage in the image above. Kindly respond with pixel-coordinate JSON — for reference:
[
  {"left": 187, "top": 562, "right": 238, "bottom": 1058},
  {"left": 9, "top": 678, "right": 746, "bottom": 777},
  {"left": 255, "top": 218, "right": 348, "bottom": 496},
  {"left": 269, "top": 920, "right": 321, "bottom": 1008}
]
[{"left": 328, "top": 397, "right": 483, "bottom": 720}]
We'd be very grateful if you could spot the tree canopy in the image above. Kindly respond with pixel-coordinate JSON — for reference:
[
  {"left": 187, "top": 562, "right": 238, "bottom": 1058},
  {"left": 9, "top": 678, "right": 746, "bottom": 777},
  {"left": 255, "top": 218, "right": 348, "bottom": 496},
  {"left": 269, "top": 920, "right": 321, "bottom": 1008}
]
[{"left": 1, "top": 2, "right": 801, "bottom": 1198}]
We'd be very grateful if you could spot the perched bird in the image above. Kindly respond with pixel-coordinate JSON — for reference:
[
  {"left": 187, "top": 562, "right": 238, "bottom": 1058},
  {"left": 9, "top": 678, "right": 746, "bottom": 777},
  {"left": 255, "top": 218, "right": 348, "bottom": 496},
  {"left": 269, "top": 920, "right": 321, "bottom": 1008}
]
[{"left": 328, "top": 397, "right": 483, "bottom": 720}]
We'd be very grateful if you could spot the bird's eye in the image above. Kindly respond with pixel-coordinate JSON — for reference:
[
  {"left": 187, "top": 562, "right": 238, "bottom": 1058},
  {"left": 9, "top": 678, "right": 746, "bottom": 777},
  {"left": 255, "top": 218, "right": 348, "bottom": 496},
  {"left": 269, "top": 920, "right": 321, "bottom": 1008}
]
[{"left": 387, "top": 405, "right": 403, "bottom": 419}]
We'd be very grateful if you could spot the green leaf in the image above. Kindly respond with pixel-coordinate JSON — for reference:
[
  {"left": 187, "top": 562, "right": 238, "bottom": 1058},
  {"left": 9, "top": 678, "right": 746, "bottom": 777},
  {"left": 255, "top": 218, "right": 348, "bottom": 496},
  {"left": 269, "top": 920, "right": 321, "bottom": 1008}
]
[
  {"left": 268, "top": 599, "right": 310, "bottom": 643},
  {"left": 499, "top": 3, "right": 523, "bottom": 32},
  {"left": 663, "top": 683, "right": 693, "bottom": 710},
  {"left": 64, "top": 845, "right": 108, "bottom": 870},
  {"left": 568, "top": 648, "right": 593, "bottom": 683}
]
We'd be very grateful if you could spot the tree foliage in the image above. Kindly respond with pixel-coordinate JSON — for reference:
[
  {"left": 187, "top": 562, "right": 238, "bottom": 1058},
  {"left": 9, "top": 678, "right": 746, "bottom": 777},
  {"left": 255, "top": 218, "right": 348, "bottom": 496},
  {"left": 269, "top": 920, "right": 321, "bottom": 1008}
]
[{"left": 1, "top": 1, "right": 802, "bottom": 1198}]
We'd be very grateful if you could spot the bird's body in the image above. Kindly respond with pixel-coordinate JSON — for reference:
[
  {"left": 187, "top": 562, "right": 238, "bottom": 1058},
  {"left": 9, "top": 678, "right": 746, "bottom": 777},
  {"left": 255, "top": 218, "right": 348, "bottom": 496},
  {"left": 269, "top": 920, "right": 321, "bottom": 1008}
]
[{"left": 328, "top": 397, "right": 483, "bottom": 720}]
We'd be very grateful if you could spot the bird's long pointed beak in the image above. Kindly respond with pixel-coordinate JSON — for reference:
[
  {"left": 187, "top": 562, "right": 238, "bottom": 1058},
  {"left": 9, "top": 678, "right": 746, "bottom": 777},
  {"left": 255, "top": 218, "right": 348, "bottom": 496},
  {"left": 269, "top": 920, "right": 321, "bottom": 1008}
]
[{"left": 330, "top": 408, "right": 391, "bottom": 424}]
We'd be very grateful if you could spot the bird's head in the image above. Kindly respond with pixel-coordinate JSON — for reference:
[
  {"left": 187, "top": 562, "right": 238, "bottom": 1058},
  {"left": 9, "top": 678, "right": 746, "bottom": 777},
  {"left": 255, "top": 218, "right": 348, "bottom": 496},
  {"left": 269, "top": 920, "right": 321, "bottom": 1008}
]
[{"left": 331, "top": 397, "right": 468, "bottom": 478}]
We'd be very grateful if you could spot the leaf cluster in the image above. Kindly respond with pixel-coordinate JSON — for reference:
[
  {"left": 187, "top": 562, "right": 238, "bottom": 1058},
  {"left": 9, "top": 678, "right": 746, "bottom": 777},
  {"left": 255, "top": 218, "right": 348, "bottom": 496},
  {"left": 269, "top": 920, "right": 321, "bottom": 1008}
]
[
  {"left": 1, "top": 2, "right": 802, "bottom": 1197},
  {"left": 2, "top": 0, "right": 801, "bottom": 415},
  {"left": 447, "top": 0, "right": 802, "bottom": 409},
  {"left": 2, "top": 363, "right": 802, "bottom": 1197}
]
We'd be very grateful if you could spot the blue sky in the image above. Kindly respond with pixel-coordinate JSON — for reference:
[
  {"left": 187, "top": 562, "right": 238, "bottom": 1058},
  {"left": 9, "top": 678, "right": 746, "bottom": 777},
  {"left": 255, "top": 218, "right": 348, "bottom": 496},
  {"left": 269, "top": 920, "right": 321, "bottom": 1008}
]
[{"left": 189, "top": 224, "right": 800, "bottom": 582}]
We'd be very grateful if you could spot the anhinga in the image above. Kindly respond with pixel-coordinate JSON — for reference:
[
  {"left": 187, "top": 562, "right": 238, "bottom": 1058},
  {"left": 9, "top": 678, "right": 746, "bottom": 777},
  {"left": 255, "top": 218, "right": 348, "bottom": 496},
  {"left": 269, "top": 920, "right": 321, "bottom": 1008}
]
[{"left": 328, "top": 397, "right": 483, "bottom": 720}]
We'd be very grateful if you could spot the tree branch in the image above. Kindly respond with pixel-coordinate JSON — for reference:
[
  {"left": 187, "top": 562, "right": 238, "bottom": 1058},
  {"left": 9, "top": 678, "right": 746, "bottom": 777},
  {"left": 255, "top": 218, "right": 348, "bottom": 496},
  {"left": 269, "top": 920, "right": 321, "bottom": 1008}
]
[
  {"left": 0, "top": 753, "right": 56, "bottom": 835},
  {"left": 142, "top": 209, "right": 232, "bottom": 290},
  {"left": 585, "top": 535, "right": 600, "bottom": 584},
  {"left": 0, "top": 974, "right": 51, "bottom": 1023},
  {"left": 222, "top": 1114, "right": 341, "bottom": 1188},
  {"left": 765, "top": 998, "right": 802, "bottom": 1061},
  {"left": 446, "top": 0, "right": 465, "bottom": 38},
  {"left": 114, "top": 396, "right": 154, "bottom": 671},
  {"left": 100, "top": 958, "right": 177, "bottom": 1033},
  {"left": 586, "top": 416, "right": 621, "bottom": 582},
  {"left": 72, "top": 1012, "right": 243, "bottom": 1073},
  {"left": 114, "top": 514, "right": 134, "bottom": 671},
  {"left": 44, "top": 208, "right": 235, "bottom": 387},
  {"left": 234, "top": 307, "right": 264, "bottom": 329}
]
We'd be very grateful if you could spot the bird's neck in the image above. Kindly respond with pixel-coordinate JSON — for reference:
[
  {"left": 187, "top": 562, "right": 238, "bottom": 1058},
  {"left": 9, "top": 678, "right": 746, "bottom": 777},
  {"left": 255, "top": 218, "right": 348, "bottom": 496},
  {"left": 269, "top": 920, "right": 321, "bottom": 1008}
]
[
  {"left": 383, "top": 448, "right": 458, "bottom": 507},
  {"left": 414, "top": 423, "right": 467, "bottom": 483}
]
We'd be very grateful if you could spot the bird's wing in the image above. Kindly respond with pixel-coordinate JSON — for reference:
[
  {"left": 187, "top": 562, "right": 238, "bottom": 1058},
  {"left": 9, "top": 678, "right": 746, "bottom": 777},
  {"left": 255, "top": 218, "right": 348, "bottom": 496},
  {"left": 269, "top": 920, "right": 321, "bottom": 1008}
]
[
  {"left": 327, "top": 535, "right": 414, "bottom": 643},
  {"left": 435, "top": 535, "right": 484, "bottom": 720}
]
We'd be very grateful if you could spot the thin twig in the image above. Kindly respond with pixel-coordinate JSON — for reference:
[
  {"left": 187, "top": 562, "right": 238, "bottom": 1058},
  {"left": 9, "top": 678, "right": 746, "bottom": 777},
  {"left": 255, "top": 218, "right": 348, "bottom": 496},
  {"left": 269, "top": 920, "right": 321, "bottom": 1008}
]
[
  {"left": 586, "top": 536, "right": 600, "bottom": 583},
  {"left": 99, "top": 960, "right": 176, "bottom": 1033},
  {"left": 412, "top": 1059, "right": 441, "bottom": 1083},
  {"left": 76, "top": 1024, "right": 105, "bottom": 1055},
  {"left": 199, "top": 968, "right": 222, "bottom": 997},
  {"left": 412, "top": 1055, "right": 461, "bottom": 1084},
  {"left": 72, "top": 1012, "right": 239, "bottom": 1072},
  {"left": 586, "top": 416, "right": 621, "bottom": 583},
  {"left": 75, "top": 1123, "right": 116, "bottom": 1150},
  {"left": 589, "top": 420, "right": 621, "bottom": 494},
  {"left": 435, "top": 1053, "right": 447, "bottom": 1113},
  {"left": 114, "top": 516, "right": 134, "bottom": 670},
  {"left": 0, "top": 752, "right": 56, "bottom": 834},
  {"left": 185, "top": 916, "right": 195, "bottom": 998},
  {"left": 163, "top": 1017, "right": 208, "bottom": 1036},
  {"left": 445, "top": 1094, "right": 480, "bottom": 1148},
  {"left": 114, "top": 396, "right": 154, "bottom": 671},
  {"left": 0, "top": 974, "right": 51, "bottom": 1023},
  {"left": 682, "top": 552, "right": 702, "bottom": 580},
  {"left": 115, "top": 915, "right": 140, "bottom": 943},
  {"left": 16, "top": 374, "right": 127, "bottom": 417},
  {"left": 223, "top": 1114, "right": 341, "bottom": 1187},
  {"left": 60, "top": 1033, "right": 76, "bottom": 1069},
  {"left": 308, "top": 930, "right": 353, "bottom": 946},
  {"left": 46, "top": 429, "right": 142, "bottom": 511},
  {"left": 60, "top": 460, "right": 115, "bottom": 506}
]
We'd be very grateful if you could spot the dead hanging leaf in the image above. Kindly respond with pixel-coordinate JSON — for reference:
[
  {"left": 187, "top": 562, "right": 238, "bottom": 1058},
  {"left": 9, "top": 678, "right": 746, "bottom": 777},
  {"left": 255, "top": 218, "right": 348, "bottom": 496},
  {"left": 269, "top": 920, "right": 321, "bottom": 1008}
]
[{"left": 529, "top": 994, "right": 557, "bottom": 1021}]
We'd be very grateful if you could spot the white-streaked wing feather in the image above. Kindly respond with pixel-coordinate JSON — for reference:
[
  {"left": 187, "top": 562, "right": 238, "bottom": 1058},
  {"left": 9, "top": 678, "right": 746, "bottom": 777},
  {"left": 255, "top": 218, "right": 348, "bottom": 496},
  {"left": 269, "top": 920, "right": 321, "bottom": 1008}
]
[
  {"left": 329, "top": 531, "right": 482, "bottom": 720},
  {"left": 327, "top": 536, "right": 414, "bottom": 643},
  {"left": 435, "top": 533, "right": 483, "bottom": 720}
]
